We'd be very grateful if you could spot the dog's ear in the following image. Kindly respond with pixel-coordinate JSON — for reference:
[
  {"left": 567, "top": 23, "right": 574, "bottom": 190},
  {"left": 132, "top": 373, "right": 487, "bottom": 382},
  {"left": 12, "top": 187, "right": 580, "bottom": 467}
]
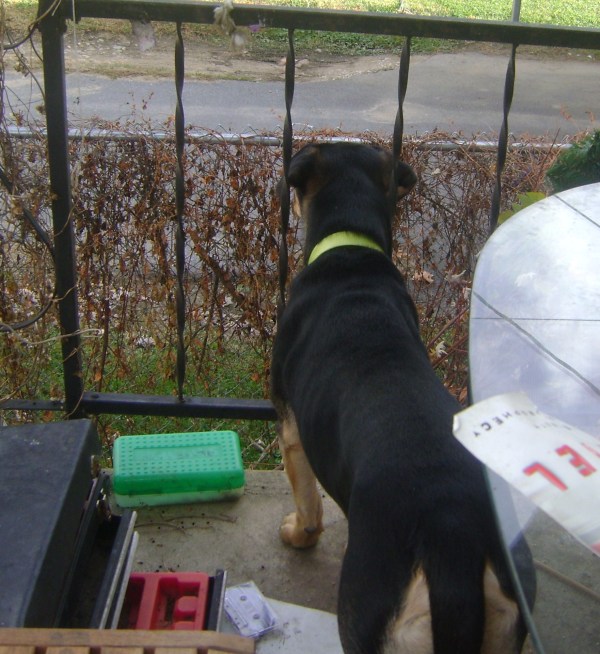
[
  {"left": 287, "top": 144, "right": 321, "bottom": 192},
  {"left": 376, "top": 148, "right": 416, "bottom": 198},
  {"left": 276, "top": 144, "right": 320, "bottom": 201},
  {"left": 396, "top": 161, "right": 417, "bottom": 198}
]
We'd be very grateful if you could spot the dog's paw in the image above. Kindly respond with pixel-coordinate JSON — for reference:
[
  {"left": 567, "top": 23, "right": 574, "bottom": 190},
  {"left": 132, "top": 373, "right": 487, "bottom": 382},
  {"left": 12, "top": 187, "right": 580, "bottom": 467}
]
[{"left": 280, "top": 512, "right": 323, "bottom": 548}]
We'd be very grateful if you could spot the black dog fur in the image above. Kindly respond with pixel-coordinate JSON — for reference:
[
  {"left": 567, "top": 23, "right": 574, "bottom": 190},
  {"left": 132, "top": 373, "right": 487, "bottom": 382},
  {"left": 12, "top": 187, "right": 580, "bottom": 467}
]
[{"left": 270, "top": 142, "right": 534, "bottom": 654}]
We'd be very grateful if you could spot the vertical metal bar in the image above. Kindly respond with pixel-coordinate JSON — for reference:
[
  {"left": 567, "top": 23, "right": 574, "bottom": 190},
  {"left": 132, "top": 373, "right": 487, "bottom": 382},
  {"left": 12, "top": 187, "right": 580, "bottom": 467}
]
[
  {"left": 490, "top": 1, "right": 521, "bottom": 233},
  {"left": 174, "top": 21, "right": 186, "bottom": 402},
  {"left": 278, "top": 28, "right": 295, "bottom": 319},
  {"left": 390, "top": 36, "right": 411, "bottom": 216},
  {"left": 511, "top": 0, "right": 522, "bottom": 22},
  {"left": 38, "top": 0, "right": 85, "bottom": 417},
  {"left": 489, "top": 43, "right": 517, "bottom": 233},
  {"left": 392, "top": 36, "right": 411, "bottom": 164}
]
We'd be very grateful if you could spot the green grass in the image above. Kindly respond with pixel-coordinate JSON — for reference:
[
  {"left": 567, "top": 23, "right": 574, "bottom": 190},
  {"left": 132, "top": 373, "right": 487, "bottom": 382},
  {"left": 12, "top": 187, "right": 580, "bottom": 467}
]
[
  {"left": 90, "top": 340, "right": 277, "bottom": 466},
  {"left": 235, "top": 0, "right": 599, "bottom": 27},
  {"left": 405, "top": 0, "right": 599, "bottom": 27},
  {"left": 232, "top": 0, "right": 599, "bottom": 57},
  {"left": 251, "top": 27, "right": 405, "bottom": 56},
  {"left": 239, "top": 0, "right": 599, "bottom": 58},
  {"left": 3, "top": 326, "right": 278, "bottom": 467}
]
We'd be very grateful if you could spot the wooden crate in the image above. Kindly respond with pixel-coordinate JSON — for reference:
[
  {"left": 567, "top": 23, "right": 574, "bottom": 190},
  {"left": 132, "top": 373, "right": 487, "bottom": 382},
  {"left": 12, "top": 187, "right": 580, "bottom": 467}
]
[{"left": 0, "top": 628, "right": 255, "bottom": 654}]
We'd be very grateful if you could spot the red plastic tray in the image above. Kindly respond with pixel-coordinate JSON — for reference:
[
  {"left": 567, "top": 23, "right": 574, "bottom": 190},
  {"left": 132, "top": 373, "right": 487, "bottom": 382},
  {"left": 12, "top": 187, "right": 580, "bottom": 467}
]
[{"left": 120, "top": 572, "right": 211, "bottom": 630}]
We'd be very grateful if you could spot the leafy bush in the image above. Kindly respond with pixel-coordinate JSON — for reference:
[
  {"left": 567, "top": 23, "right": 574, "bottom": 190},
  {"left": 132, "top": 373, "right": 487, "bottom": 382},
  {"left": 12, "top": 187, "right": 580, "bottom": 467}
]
[{"left": 546, "top": 130, "right": 600, "bottom": 192}]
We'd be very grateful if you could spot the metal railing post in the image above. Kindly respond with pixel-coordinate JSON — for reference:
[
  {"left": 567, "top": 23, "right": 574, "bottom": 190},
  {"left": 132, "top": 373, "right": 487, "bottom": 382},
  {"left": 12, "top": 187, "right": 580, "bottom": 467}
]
[{"left": 38, "top": 0, "right": 85, "bottom": 417}]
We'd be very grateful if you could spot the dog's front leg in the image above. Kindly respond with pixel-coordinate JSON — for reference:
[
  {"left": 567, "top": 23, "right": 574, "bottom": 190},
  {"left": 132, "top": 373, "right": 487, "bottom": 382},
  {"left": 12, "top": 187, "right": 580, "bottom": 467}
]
[{"left": 278, "top": 410, "right": 324, "bottom": 548}]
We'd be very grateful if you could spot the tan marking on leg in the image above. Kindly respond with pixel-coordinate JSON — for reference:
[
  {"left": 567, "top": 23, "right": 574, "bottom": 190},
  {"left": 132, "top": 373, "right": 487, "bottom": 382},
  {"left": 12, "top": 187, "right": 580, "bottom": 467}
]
[
  {"left": 482, "top": 564, "right": 521, "bottom": 654},
  {"left": 384, "top": 569, "right": 433, "bottom": 654},
  {"left": 278, "top": 410, "right": 323, "bottom": 548}
]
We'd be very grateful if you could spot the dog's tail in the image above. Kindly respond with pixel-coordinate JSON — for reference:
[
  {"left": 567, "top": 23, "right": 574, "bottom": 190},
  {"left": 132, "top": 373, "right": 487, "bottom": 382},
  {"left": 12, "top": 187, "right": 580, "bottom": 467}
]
[
  {"left": 422, "top": 540, "right": 522, "bottom": 654},
  {"left": 422, "top": 541, "right": 487, "bottom": 654}
]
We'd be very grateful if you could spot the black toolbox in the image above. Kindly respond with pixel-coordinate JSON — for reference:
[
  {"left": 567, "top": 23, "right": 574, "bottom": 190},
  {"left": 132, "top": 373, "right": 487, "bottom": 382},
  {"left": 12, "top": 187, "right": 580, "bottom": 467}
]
[{"left": 0, "top": 420, "right": 136, "bottom": 628}]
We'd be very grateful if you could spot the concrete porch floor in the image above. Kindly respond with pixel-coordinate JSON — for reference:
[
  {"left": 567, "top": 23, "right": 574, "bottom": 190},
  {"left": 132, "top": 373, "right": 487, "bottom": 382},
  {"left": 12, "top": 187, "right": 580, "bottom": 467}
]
[
  {"left": 130, "top": 471, "right": 346, "bottom": 614},
  {"left": 123, "top": 470, "right": 600, "bottom": 653}
]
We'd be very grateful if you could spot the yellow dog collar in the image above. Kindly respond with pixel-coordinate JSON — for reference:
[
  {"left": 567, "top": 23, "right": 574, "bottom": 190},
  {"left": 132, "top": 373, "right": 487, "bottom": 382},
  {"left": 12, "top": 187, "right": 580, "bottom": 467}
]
[{"left": 308, "top": 231, "right": 384, "bottom": 265}]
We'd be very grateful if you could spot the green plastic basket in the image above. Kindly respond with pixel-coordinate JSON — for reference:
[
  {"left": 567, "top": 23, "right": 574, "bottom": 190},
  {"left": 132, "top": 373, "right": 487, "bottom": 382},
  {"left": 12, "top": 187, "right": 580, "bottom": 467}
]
[{"left": 112, "top": 431, "right": 245, "bottom": 507}]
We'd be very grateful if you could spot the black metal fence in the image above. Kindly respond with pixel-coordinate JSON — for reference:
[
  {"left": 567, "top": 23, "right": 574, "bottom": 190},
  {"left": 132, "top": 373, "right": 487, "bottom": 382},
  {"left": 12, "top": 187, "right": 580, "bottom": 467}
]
[{"left": 2, "top": 0, "right": 600, "bottom": 421}]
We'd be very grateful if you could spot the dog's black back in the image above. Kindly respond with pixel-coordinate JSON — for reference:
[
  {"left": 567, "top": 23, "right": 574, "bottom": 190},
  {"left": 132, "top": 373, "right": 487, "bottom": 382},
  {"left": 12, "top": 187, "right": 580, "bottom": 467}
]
[{"left": 271, "top": 143, "right": 534, "bottom": 653}]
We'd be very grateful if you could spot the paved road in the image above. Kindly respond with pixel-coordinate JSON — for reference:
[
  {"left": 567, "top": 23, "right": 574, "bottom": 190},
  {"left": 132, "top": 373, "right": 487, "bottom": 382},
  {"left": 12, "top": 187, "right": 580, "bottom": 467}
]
[{"left": 6, "top": 51, "right": 599, "bottom": 137}]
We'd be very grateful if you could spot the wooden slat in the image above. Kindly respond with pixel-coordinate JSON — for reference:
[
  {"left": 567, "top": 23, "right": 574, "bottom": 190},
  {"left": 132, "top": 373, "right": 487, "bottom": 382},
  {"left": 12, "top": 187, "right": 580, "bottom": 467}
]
[
  {"left": 102, "top": 648, "right": 144, "bottom": 654},
  {"left": 0, "top": 629, "right": 255, "bottom": 654},
  {"left": 0, "top": 647, "right": 36, "bottom": 654},
  {"left": 46, "top": 648, "right": 90, "bottom": 654}
]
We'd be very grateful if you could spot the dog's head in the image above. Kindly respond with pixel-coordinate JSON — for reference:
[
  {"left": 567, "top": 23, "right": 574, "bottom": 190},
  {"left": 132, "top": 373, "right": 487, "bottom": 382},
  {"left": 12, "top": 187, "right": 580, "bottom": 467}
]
[{"left": 282, "top": 142, "right": 416, "bottom": 261}]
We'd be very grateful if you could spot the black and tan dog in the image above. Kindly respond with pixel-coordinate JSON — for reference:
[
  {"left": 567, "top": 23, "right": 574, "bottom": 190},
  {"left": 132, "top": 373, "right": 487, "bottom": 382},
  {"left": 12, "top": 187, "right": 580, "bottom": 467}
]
[{"left": 270, "top": 142, "right": 534, "bottom": 653}]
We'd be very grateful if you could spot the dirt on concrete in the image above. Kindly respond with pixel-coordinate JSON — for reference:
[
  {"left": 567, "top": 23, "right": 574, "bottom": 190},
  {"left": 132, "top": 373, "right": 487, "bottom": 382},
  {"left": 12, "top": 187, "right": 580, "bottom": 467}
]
[
  {"left": 62, "top": 29, "right": 400, "bottom": 82},
  {"left": 59, "top": 26, "right": 598, "bottom": 83}
]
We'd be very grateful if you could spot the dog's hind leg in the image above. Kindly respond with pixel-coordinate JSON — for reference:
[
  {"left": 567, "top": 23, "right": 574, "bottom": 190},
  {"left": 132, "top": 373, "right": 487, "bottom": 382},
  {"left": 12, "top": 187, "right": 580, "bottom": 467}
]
[{"left": 278, "top": 410, "right": 324, "bottom": 548}]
